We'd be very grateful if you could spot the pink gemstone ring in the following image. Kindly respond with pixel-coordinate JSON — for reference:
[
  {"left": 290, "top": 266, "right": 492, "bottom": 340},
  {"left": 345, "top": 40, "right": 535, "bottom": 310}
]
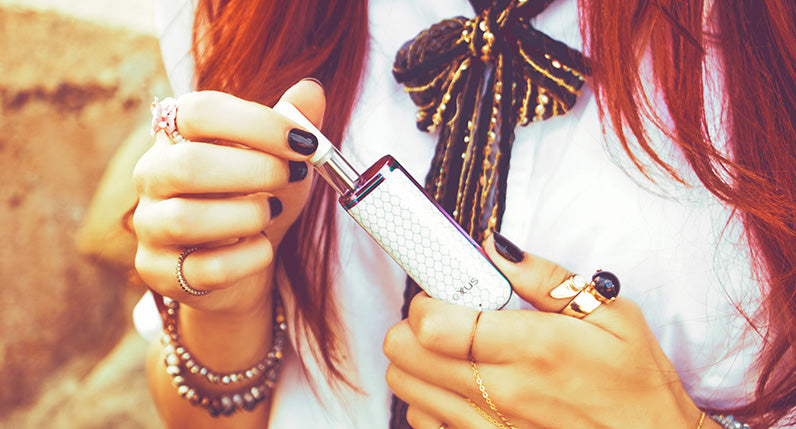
[{"left": 151, "top": 97, "right": 187, "bottom": 143}]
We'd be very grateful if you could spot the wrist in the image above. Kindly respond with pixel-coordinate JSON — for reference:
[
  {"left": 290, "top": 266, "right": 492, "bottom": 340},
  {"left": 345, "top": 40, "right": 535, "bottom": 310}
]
[
  {"left": 180, "top": 297, "right": 274, "bottom": 373},
  {"left": 159, "top": 288, "right": 287, "bottom": 417}
]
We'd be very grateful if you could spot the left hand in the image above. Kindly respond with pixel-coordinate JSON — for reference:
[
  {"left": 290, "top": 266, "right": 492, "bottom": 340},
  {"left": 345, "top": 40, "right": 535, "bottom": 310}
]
[{"left": 383, "top": 233, "right": 704, "bottom": 429}]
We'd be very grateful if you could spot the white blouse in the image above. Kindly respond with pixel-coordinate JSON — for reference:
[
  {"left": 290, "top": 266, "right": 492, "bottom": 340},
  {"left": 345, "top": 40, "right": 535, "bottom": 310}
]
[{"left": 136, "top": 0, "right": 763, "bottom": 427}]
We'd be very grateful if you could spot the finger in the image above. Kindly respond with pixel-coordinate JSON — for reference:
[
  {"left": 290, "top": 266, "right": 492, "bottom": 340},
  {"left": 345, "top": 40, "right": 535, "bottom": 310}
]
[
  {"left": 134, "top": 141, "right": 307, "bottom": 199},
  {"left": 406, "top": 406, "right": 449, "bottom": 429},
  {"left": 386, "top": 364, "right": 494, "bottom": 429},
  {"left": 135, "top": 234, "right": 274, "bottom": 296},
  {"left": 174, "top": 79, "right": 325, "bottom": 159},
  {"left": 134, "top": 193, "right": 282, "bottom": 246},
  {"left": 483, "top": 232, "right": 572, "bottom": 313},
  {"left": 384, "top": 318, "right": 474, "bottom": 395},
  {"left": 405, "top": 293, "right": 481, "bottom": 361},
  {"left": 405, "top": 292, "right": 620, "bottom": 364},
  {"left": 485, "top": 232, "right": 632, "bottom": 335},
  {"left": 403, "top": 293, "right": 527, "bottom": 363}
]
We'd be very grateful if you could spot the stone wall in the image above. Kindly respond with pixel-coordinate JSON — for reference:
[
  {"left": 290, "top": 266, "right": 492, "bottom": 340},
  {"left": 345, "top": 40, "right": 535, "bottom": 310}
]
[{"left": 0, "top": 6, "right": 168, "bottom": 428}]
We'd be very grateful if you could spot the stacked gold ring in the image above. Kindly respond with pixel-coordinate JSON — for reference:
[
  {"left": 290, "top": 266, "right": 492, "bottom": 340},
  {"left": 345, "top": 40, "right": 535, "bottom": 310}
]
[{"left": 550, "top": 270, "right": 621, "bottom": 318}]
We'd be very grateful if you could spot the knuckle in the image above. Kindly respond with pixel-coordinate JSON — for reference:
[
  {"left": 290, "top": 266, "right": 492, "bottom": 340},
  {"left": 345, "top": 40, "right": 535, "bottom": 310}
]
[
  {"left": 159, "top": 199, "right": 191, "bottom": 242},
  {"left": 132, "top": 149, "right": 158, "bottom": 196},
  {"left": 520, "top": 324, "right": 562, "bottom": 369},
  {"left": 163, "top": 144, "right": 199, "bottom": 190},
  {"left": 404, "top": 406, "right": 421, "bottom": 428},
  {"left": 133, "top": 248, "right": 158, "bottom": 289},
  {"left": 384, "top": 364, "right": 401, "bottom": 390},
  {"left": 175, "top": 91, "right": 205, "bottom": 135},
  {"left": 177, "top": 91, "right": 220, "bottom": 136},
  {"left": 414, "top": 312, "right": 445, "bottom": 348},
  {"left": 130, "top": 204, "right": 149, "bottom": 240},
  {"left": 200, "top": 254, "right": 232, "bottom": 287},
  {"left": 382, "top": 323, "right": 406, "bottom": 359}
]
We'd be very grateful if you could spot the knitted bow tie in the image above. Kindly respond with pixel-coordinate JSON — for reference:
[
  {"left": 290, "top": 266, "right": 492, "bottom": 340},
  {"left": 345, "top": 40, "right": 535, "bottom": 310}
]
[
  {"left": 390, "top": 2, "right": 588, "bottom": 427},
  {"left": 393, "top": 0, "right": 589, "bottom": 243}
]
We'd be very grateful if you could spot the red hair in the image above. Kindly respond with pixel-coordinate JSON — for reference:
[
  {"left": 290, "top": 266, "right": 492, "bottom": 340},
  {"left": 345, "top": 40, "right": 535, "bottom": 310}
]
[
  {"left": 581, "top": 0, "right": 796, "bottom": 425},
  {"left": 192, "top": 0, "right": 369, "bottom": 387},
  {"left": 190, "top": 0, "right": 796, "bottom": 423}
]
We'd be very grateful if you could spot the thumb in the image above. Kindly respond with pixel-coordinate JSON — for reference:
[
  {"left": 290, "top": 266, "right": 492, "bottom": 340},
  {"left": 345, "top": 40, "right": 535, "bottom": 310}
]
[
  {"left": 276, "top": 78, "right": 326, "bottom": 131},
  {"left": 484, "top": 231, "right": 573, "bottom": 312}
]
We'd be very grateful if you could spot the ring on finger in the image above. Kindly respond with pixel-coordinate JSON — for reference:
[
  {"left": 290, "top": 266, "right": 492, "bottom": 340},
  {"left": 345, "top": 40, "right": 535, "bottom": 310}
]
[
  {"left": 467, "top": 311, "right": 483, "bottom": 359},
  {"left": 151, "top": 96, "right": 188, "bottom": 144},
  {"left": 560, "top": 270, "right": 620, "bottom": 319},
  {"left": 176, "top": 247, "right": 211, "bottom": 296},
  {"left": 549, "top": 274, "right": 588, "bottom": 300}
]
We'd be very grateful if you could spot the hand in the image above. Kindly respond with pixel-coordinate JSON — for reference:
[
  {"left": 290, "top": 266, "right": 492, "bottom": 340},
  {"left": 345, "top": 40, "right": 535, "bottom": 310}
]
[
  {"left": 132, "top": 79, "right": 325, "bottom": 314},
  {"left": 384, "top": 233, "right": 705, "bottom": 429}
]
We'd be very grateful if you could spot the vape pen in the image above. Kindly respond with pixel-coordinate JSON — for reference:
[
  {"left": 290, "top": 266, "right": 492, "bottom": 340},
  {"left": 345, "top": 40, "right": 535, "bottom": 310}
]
[{"left": 274, "top": 102, "right": 512, "bottom": 311}]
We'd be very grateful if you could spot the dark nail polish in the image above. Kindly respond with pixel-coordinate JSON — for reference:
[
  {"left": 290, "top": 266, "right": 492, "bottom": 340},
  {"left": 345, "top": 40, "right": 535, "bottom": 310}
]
[
  {"left": 287, "top": 128, "right": 317, "bottom": 155},
  {"left": 493, "top": 231, "right": 525, "bottom": 263},
  {"left": 268, "top": 196, "right": 283, "bottom": 219},
  {"left": 300, "top": 77, "right": 325, "bottom": 93},
  {"left": 288, "top": 160, "right": 308, "bottom": 182}
]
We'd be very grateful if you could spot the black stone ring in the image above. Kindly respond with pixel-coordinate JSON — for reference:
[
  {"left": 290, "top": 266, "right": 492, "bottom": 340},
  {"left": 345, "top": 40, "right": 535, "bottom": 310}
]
[{"left": 560, "top": 270, "right": 620, "bottom": 319}]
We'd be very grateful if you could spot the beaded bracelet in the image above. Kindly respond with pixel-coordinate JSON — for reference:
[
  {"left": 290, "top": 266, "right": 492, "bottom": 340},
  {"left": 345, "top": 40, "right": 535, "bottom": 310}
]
[
  {"left": 160, "top": 290, "right": 287, "bottom": 417},
  {"left": 710, "top": 414, "right": 751, "bottom": 429}
]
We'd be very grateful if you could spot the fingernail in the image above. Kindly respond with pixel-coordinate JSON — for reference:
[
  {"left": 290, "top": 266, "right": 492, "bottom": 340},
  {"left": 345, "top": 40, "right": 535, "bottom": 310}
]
[
  {"left": 493, "top": 231, "right": 525, "bottom": 263},
  {"left": 268, "top": 196, "right": 283, "bottom": 219},
  {"left": 287, "top": 128, "right": 317, "bottom": 155},
  {"left": 288, "top": 160, "right": 308, "bottom": 182},
  {"left": 300, "top": 77, "right": 325, "bottom": 93}
]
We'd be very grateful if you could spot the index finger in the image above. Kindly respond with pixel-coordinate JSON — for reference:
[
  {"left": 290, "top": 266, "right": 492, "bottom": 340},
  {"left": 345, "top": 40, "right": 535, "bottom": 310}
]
[
  {"left": 407, "top": 291, "right": 625, "bottom": 364},
  {"left": 174, "top": 81, "right": 325, "bottom": 160}
]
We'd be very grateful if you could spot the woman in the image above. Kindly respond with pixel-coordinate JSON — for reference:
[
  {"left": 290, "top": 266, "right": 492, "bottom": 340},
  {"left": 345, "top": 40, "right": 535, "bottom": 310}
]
[{"left": 132, "top": 0, "right": 796, "bottom": 427}]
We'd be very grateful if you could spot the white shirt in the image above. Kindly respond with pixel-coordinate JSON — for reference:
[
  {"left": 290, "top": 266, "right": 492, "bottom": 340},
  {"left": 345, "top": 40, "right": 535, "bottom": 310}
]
[{"left": 136, "top": 0, "right": 762, "bottom": 427}]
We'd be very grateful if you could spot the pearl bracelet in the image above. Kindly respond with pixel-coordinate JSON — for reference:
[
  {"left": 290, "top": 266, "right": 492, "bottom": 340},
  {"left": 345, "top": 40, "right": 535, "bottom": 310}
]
[{"left": 160, "top": 290, "right": 287, "bottom": 417}]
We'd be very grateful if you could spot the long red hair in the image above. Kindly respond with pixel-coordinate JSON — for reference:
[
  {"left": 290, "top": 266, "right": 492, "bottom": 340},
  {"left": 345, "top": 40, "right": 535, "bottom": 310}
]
[
  {"left": 192, "top": 0, "right": 369, "bottom": 387},
  {"left": 581, "top": 0, "right": 796, "bottom": 425},
  {"left": 192, "top": 0, "right": 796, "bottom": 424}
]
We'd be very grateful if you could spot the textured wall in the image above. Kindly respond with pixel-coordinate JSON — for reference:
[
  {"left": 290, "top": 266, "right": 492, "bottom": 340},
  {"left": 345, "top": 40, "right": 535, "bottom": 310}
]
[{"left": 0, "top": 5, "right": 167, "bottom": 428}]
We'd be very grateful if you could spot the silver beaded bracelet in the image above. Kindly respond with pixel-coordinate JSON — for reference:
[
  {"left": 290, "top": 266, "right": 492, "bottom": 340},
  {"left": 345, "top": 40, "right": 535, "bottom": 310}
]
[
  {"left": 160, "top": 291, "right": 287, "bottom": 417},
  {"left": 710, "top": 414, "right": 751, "bottom": 429}
]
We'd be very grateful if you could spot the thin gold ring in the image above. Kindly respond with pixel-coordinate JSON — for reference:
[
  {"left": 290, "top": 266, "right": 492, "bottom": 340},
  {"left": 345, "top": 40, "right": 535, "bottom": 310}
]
[{"left": 467, "top": 311, "right": 483, "bottom": 359}]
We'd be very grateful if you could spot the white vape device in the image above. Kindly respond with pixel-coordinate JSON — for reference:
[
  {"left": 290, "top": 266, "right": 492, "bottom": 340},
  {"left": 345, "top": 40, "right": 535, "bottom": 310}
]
[{"left": 274, "top": 102, "right": 512, "bottom": 311}]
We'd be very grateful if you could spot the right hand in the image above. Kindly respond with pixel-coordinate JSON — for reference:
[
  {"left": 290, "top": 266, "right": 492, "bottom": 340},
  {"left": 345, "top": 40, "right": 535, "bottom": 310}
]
[{"left": 132, "top": 79, "right": 326, "bottom": 315}]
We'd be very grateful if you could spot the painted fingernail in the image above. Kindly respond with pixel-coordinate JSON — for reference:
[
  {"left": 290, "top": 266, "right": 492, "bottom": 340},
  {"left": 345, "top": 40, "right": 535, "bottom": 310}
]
[
  {"left": 300, "top": 77, "right": 325, "bottom": 93},
  {"left": 493, "top": 231, "right": 525, "bottom": 263},
  {"left": 288, "top": 160, "right": 308, "bottom": 182},
  {"left": 287, "top": 128, "right": 317, "bottom": 155},
  {"left": 268, "top": 196, "right": 283, "bottom": 219}
]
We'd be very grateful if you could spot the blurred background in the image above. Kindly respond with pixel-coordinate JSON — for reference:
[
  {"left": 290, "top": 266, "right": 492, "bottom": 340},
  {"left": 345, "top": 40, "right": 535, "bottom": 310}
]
[{"left": 0, "top": 0, "right": 169, "bottom": 427}]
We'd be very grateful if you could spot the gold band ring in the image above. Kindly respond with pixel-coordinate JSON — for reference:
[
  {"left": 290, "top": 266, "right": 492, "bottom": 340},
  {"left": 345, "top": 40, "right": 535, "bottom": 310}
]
[
  {"left": 467, "top": 311, "right": 483, "bottom": 359},
  {"left": 549, "top": 274, "right": 588, "bottom": 300},
  {"left": 560, "top": 270, "right": 620, "bottom": 319}
]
